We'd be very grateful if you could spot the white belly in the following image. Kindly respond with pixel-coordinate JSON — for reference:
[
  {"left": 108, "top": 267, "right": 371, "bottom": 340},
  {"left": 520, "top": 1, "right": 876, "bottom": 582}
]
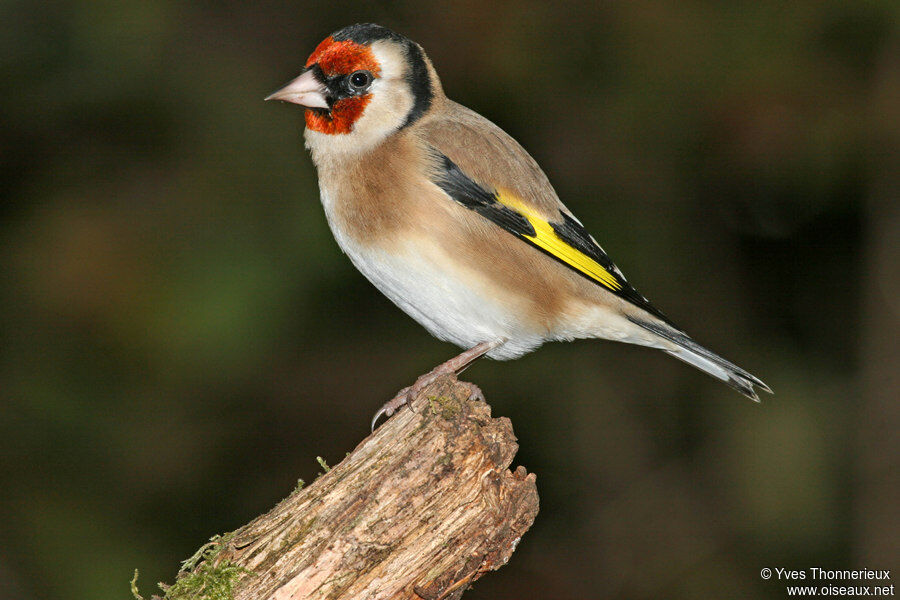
[{"left": 319, "top": 192, "right": 546, "bottom": 360}]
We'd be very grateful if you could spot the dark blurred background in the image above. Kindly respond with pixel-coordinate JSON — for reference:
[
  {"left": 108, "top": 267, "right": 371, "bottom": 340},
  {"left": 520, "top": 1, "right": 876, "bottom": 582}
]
[{"left": 2, "top": 1, "right": 898, "bottom": 599}]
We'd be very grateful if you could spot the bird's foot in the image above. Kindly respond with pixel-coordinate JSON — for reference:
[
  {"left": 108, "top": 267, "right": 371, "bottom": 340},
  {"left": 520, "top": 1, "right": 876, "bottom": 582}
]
[
  {"left": 370, "top": 366, "right": 454, "bottom": 431},
  {"left": 459, "top": 381, "right": 485, "bottom": 403},
  {"left": 370, "top": 339, "right": 505, "bottom": 431},
  {"left": 369, "top": 388, "right": 410, "bottom": 432}
]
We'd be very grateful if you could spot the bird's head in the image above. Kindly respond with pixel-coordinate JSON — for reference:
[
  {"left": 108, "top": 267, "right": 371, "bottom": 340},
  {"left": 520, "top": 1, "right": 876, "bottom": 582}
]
[{"left": 267, "top": 24, "right": 439, "bottom": 153}]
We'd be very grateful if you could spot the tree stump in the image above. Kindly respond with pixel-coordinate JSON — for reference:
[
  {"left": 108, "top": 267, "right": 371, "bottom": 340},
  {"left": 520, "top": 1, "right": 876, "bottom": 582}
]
[{"left": 155, "top": 375, "right": 538, "bottom": 600}]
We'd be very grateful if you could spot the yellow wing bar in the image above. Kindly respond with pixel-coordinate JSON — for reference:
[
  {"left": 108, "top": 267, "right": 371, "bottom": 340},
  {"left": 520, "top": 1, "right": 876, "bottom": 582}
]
[{"left": 497, "top": 191, "right": 622, "bottom": 291}]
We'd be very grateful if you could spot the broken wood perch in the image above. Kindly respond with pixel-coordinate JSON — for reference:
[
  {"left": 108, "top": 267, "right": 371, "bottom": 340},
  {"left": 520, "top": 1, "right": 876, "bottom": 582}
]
[{"left": 163, "top": 375, "right": 539, "bottom": 600}]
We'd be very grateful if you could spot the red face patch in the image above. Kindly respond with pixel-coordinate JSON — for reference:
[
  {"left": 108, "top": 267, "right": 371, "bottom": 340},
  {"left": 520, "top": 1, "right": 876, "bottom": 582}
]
[
  {"left": 306, "top": 37, "right": 381, "bottom": 77},
  {"left": 305, "top": 95, "right": 372, "bottom": 135},
  {"left": 304, "top": 37, "right": 381, "bottom": 135}
]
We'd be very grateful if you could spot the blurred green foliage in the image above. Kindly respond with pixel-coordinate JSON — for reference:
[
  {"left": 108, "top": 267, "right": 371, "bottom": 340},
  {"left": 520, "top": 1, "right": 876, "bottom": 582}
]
[{"left": 1, "top": 2, "right": 897, "bottom": 599}]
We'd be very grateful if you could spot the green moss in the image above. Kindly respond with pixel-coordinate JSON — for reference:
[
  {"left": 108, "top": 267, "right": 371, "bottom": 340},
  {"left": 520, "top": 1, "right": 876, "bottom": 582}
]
[
  {"left": 428, "top": 395, "right": 462, "bottom": 420},
  {"left": 131, "top": 450, "right": 354, "bottom": 599},
  {"left": 165, "top": 561, "right": 247, "bottom": 600},
  {"left": 131, "top": 569, "right": 144, "bottom": 600},
  {"left": 132, "top": 533, "right": 251, "bottom": 600}
]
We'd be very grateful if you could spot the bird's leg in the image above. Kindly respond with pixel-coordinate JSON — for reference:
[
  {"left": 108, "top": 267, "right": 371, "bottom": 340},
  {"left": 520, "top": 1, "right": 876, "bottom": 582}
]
[{"left": 371, "top": 339, "right": 505, "bottom": 430}]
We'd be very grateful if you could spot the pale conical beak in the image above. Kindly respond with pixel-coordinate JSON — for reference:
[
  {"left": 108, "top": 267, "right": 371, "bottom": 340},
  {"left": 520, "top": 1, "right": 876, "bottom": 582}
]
[{"left": 265, "top": 69, "right": 329, "bottom": 109}]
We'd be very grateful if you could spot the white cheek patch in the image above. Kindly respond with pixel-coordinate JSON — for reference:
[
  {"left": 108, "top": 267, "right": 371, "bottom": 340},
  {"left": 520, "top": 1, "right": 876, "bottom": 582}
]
[
  {"left": 354, "top": 80, "right": 412, "bottom": 135},
  {"left": 370, "top": 40, "right": 407, "bottom": 81},
  {"left": 354, "top": 43, "right": 413, "bottom": 134}
]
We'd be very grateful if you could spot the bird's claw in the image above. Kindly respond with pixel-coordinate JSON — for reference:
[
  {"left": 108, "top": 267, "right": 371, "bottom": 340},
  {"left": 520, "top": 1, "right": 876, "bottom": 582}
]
[
  {"left": 370, "top": 340, "right": 502, "bottom": 431},
  {"left": 371, "top": 386, "right": 412, "bottom": 431},
  {"left": 370, "top": 369, "right": 449, "bottom": 431},
  {"left": 461, "top": 381, "right": 485, "bottom": 403}
]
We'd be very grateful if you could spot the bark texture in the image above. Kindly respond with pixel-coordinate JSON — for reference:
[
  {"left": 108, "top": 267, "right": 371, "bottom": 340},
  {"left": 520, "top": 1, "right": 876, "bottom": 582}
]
[{"left": 180, "top": 375, "right": 538, "bottom": 600}]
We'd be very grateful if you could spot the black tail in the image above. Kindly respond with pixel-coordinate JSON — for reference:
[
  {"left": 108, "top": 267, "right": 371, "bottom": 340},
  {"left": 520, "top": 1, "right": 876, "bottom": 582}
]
[{"left": 628, "top": 317, "right": 772, "bottom": 401}]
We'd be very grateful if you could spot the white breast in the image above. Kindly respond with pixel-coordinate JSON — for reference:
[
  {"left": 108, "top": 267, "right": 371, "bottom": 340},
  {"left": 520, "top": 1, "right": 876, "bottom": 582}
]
[{"left": 317, "top": 188, "right": 547, "bottom": 360}]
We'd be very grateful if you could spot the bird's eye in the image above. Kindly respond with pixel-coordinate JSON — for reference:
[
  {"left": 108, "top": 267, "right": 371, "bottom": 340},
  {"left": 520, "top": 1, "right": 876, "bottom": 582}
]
[{"left": 348, "top": 70, "right": 372, "bottom": 91}]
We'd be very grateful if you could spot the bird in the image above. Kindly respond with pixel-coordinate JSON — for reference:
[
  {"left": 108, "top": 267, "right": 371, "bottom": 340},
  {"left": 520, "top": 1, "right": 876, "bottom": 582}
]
[{"left": 265, "top": 23, "right": 771, "bottom": 428}]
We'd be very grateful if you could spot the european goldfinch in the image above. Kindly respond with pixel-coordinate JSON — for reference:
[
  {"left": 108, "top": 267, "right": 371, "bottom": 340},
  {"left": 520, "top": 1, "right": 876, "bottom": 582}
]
[{"left": 267, "top": 23, "right": 771, "bottom": 427}]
